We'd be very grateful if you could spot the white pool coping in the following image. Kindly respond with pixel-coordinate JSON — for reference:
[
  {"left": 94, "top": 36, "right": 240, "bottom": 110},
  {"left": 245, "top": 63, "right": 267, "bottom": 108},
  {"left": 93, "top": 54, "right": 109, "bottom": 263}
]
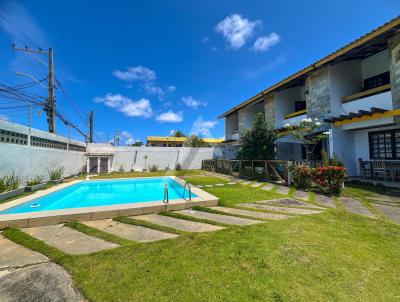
[{"left": 0, "top": 176, "right": 219, "bottom": 229}]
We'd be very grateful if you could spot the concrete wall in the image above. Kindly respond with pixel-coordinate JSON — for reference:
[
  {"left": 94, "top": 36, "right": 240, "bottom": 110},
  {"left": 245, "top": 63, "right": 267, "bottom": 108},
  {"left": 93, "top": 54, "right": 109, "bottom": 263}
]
[
  {"left": 0, "top": 144, "right": 86, "bottom": 183},
  {"left": 263, "top": 94, "right": 275, "bottom": 128},
  {"left": 274, "top": 86, "right": 304, "bottom": 128},
  {"left": 87, "top": 144, "right": 229, "bottom": 171},
  {"left": 361, "top": 49, "right": 389, "bottom": 81},
  {"left": 225, "top": 112, "right": 239, "bottom": 141},
  {"left": 240, "top": 101, "right": 264, "bottom": 130}
]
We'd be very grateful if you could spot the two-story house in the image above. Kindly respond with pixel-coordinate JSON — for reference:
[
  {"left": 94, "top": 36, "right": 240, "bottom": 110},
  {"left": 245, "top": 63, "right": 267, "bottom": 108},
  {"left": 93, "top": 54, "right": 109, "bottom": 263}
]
[{"left": 219, "top": 17, "right": 400, "bottom": 176}]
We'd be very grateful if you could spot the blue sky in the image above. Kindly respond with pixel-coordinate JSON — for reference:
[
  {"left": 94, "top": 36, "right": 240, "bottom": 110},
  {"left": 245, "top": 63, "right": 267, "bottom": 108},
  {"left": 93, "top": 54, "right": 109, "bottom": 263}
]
[{"left": 0, "top": 1, "right": 398, "bottom": 144}]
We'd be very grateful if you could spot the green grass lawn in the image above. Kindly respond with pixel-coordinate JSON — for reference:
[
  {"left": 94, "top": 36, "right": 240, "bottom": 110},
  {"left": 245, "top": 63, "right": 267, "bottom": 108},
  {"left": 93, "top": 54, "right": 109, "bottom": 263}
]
[
  {"left": 3, "top": 171, "right": 400, "bottom": 301},
  {"left": 184, "top": 176, "right": 229, "bottom": 185}
]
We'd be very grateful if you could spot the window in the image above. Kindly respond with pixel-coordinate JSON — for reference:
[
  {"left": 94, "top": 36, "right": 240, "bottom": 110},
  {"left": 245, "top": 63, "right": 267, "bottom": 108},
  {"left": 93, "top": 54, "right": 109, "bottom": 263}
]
[
  {"left": 294, "top": 101, "right": 306, "bottom": 112},
  {"left": 363, "top": 71, "right": 390, "bottom": 91},
  {"left": 369, "top": 129, "right": 400, "bottom": 159}
]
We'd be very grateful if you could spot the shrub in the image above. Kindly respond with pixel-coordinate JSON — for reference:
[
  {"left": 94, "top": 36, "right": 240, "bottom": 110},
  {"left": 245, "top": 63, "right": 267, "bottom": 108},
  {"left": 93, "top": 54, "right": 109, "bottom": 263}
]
[
  {"left": 149, "top": 164, "right": 158, "bottom": 172},
  {"left": 165, "top": 165, "right": 170, "bottom": 171},
  {"left": 291, "top": 165, "right": 313, "bottom": 189},
  {"left": 0, "top": 173, "right": 20, "bottom": 193},
  {"left": 175, "top": 163, "right": 182, "bottom": 171},
  {"left": 49, "top": 167, "right": 64, "bottom": 180},
  {"left": 118, "top": 166, "right": 124, "bottom": 173},
  {"left": 313, "top": 166, "right": 346, "bottom": 195},
  {"left": 27, "top": 176, "right": 44, "bottom": 186}
]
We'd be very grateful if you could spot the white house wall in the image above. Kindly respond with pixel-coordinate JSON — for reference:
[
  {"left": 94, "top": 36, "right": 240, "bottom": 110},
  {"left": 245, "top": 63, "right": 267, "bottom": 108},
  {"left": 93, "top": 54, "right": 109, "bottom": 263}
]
[
  {"left": 274, "top": 87, "right": 304, "bottom": 128},
  {"left": 361, "top": 49, "right": 389, "bottom": 81}
]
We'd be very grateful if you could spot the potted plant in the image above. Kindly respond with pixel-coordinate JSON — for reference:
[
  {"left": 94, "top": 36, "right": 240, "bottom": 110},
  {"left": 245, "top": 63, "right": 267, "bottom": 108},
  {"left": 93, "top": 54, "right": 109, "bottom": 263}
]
[
  {"left": 48, "top": 167, "right": 64, "bottom": 184},
  {"left": 25, "top": 176, "right": 46, "bottom": 192},
  {"left": 0, "top": 173, "right": 23, "bottom": 202}
]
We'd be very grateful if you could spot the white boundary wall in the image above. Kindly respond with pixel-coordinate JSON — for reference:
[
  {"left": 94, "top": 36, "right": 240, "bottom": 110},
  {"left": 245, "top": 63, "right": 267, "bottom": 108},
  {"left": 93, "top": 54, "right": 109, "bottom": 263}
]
[
  {"left": 87, "top": 144, "right": 233, "bottom": 171},
  {"left": 0, "top": 144, "right": 86, "bottom": 182}
]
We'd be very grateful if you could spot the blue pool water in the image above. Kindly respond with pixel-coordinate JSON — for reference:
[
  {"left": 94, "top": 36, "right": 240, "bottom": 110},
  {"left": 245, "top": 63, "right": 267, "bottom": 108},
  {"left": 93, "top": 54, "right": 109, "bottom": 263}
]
[{"left": 1, "top": 177, "right": 196, "bottom": 214}]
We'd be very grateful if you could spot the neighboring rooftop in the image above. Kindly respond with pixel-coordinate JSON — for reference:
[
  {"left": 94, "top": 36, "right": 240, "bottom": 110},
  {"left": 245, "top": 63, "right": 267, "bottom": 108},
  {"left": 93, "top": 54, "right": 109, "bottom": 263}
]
[
  {"left": 146, "top": 136, "right": 223, "bottom": 144},
  {"left": 218, "top": 16, "right": 400, "bottom": 118}
]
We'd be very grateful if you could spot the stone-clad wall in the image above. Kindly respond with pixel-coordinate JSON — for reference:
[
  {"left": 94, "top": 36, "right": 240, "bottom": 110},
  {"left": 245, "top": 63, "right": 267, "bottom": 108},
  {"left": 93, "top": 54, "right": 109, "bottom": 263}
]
[
  {"left": 389, "top": 32, "right": 400, "bottom": 116},
  {"left": 305, "top": 67, "right": 331, "bottom": 120},
  {"left": 263, "top": 94, "right": 275, "bottom": 128},
  {"left": 238, "top": 108, "right": 246, "bottom": 133}
]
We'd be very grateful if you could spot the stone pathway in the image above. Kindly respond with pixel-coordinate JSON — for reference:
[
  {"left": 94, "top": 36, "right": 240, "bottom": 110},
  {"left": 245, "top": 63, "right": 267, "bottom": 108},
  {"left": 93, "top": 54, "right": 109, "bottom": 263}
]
[
  {"left": 341, "top": 198, "right": 375, "bottom": 218},
  {"left": 0, "top": 262, "right": 82, "bottom": 302},
  {"left": 177, "top": 209, "right": 263, "bottom": 226},
  {"left": 261, "top": 183, "right": 274, "bottom": 191},
  {"left": 23, "top": 224, "right": 119, "bottom": 255},
  {"left": 251, "top": 182, "right": 264, "bottom": 188},
  {"left": 315, "top": 194, "right": 336, "bottom": 208},
  {"left": 241, "top": 181, "right": 252, "bottom": 185},
  {"left": 260, "top": 199, "right": 323, "bottom": 210},
  {"left": 82, "top": 219, "right": 178, "bottom": 242},
  {"left": 239, "top": 203, "right": 323, "bottom": 215},
  {"left": 134, "top": 214, "right": 224, "bottom": 232},
  {"left": 276, "top": 186, "right": 290, "bottom": 195},
  {"left": 373, "top": 204, "right": 400, "bottom": 224},
  {"left": 294, "top": 190, "right": 309, "bottom": 200},
  {"left": 0, "top": 235, "right": 48, "bottom": 269},
  {"left": 210, "top": 206, "right": 288, "bottom": 220}
]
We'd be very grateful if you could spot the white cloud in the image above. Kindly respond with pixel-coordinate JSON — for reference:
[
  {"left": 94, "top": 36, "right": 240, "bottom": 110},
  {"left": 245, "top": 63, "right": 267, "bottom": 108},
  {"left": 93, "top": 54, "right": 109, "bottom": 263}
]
[
  {"left": 190, "top": 116, "right": 218, "bottom": 137},
  {"left": 182, "top": 96, "right": 207, "bottom": 109},
  {"left": 143, "top": 83, "right": 164, "bottom": 96},
  {"left": 0, "top": 115, "right": 9, "bottom": 121},
  {"left": 167, "top": 85, "right": 176, "bottom": 93},
  {"left": 112, "top": 66, "right": 156, "bottom": 82},
  {"left": 253, "top": 33, "right": 280, "bottom": 52},
  {"left": 156, "top": 111, "right": 183, "bottom": 123},
  {"left": 215, "top": 14, "right": 260, "bottom": 49},
  {"left": 94, "top": 93, "right": 153, "bottom": 118}
]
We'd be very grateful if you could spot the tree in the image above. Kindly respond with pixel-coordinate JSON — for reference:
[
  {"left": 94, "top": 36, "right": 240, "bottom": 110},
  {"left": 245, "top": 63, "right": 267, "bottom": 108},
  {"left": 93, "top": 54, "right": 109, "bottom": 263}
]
[
  {"left": 171, "top": 130, "right": 186, "bottom": 137},
  {"left": 237, "top": 112, "right": 276, "bottom": 160},
  {"left": 184, "top": 135, "right": 209, "bottom": 147},
  {"left": 283, "top": 118, "right": 328, "bottom": 162},
  {"left": 131, "top": 141, "right": 143, "bottom": 146}
]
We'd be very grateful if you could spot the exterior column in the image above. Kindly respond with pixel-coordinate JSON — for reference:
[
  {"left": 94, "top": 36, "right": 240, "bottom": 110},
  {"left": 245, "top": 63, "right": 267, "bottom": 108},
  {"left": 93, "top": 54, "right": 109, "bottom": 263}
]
[
  {"left": 389, "top": 32, "right": 400, "bottom": 122},
  {"left": 86, "top": 157, "right": 89, "bottom": 174},
  {"left": 97, "top": 157, "right": 100, "bottom": 174}
]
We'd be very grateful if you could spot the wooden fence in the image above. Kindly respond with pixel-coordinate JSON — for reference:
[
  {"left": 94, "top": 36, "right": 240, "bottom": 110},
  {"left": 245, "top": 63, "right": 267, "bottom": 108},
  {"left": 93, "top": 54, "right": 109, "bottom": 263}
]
[{"left": 202, "top": 159, "right": 324, "bottom": 184}]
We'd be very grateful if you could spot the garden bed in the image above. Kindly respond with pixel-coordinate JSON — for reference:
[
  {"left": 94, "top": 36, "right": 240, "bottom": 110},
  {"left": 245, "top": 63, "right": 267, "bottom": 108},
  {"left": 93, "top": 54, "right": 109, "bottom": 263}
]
[{"left": 0, "top": 188, "right": 25, "bottom": 202}]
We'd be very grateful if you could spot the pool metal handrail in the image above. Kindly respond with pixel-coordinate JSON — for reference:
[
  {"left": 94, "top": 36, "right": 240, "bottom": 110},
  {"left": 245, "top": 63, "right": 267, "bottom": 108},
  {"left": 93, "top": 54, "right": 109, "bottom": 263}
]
[
  {"left": 163, "top": 184, "right": 169, "bottom": 204},
  {"left": 183, "top": 182, "right": 192, "bottom": 201}
]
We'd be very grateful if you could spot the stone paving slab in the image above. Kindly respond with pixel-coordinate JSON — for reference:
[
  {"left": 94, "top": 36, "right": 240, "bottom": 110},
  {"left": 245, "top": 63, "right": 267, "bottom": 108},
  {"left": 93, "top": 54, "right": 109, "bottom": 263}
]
[
  {"left": 210, "top": 206, "right": 288, "bottom": 220},
  {"left": 315, "top": 194, "right": 336, "bottom": 208},
  {"left": 178, "top": 209, "right": 263, "bottom": 225},
  {"left": 0, "top": 262, "right": 82, "bottom": 302},
  {"left": 0, "top": 235, "right": 48, "bottom": 269},
  {"left": 134, "top": 214, "right": 224, "bottom": 232},
  {"left": 82, "top": 219, "right": 178, "bottom": 242},
  {"left": 241, "top": 181, "right": 252, "bottom": 185},
  {"left": 251, "top": 182, "right": 264, "bottom": 188},
  {"left": 261, "top": 183, "right": 274, "bottom": 191},
  {"left": 373, "top": 204, "right": 400, "bottom": 224},
  {"left": 239, "top": 203, "right": 323, "bottom": 215},
  {"left": 341, "top": 198, "right": 375, "bottom": 218},
  {"left": 260, "top": 199, "right": 323, "bottom": 209},
  {"left": 205, "top": 185, "right": 214, "bottom": 187},
  {"left": 22, "top": 224, "right": 119, "bottom": 255},
  {"left": 227, "top": 182, "right": 237, "bottom": 185},
  {"left": 368, "top": 195, "right": 400, "bottom": 204},
  {"left": 215, "top": 184, "right": 225, "bottom": 187},
  {"left": 276, "top": 186, "right": 290, "bottom": 195},
  {"left": 294, "top": 190, "right": 309, "bottom": 200}
]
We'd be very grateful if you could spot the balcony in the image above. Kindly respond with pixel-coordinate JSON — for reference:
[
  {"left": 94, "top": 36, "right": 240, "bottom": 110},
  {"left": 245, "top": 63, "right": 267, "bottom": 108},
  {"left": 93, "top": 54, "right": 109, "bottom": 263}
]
[
  {"left": 341, "top": 84, "right": 391, "bottom": 103},
  {"left": 281, "top": 109, "right": 307, "bottom": 127}
]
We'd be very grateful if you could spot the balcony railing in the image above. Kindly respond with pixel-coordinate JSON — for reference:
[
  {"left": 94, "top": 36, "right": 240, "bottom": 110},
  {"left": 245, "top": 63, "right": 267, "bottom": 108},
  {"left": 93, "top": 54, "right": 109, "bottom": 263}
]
[
  {"left": 284, "top": 109, "right": 307, "bottom": 120},
  {"left": 341, "top": 84, "right": 391, "bottom": 103}
]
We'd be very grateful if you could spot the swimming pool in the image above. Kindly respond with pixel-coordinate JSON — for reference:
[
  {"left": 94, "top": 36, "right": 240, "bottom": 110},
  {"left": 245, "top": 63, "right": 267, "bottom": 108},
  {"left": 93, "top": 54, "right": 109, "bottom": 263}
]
[{"left": 1, "top": 177, "right": 197, "bottom": 214}]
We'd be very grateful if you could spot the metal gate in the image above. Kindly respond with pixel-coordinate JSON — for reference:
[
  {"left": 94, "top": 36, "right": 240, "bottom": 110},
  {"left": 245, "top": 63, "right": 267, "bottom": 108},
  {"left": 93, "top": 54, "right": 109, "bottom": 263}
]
[
  {"left": 89, "top": 157, "right": 98, "bottom": 174},
  {"left": 100, "top": 157, "right": 109, "bottom": 173}
]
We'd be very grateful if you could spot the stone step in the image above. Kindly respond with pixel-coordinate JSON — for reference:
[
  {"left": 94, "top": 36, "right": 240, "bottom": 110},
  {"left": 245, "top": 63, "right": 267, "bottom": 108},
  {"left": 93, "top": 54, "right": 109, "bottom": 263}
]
[
  {"left": 240, "top": 181, "right": 252, "bottom": 185},
  {"left": 0, "top": 262, "right": 82, "bottom": 302},
  {"left": 22, "top": 224, "right": 119, "bottom": 255},
  {"left": 341, "top": 198, "right": 375, "bottom": 218},
  {"left": 210, "top": 206, "right": 288, "bottom": 220},
  {"left": 0, "top": 235, "right": 48, "bottom": 269},
  {"left": 239, "top": 203, "right": 323, "bottom": 215},
  {"left": 251, "top": 182, "right": 264, "bottom": 188},
  {"left": 134, "top": 214, "right": 224, "bottom": 232},
  {"left": 294, "top": 190, "right": 309, "bottom": 200},
  {"left": 276, "top": 186, "right": 290, "bottom": 195},
  {"left": 177, "top": 209, "right": 263, "bottom": 225},
  {"left": 315, "top": 194, "right": 336, "bottom": 208},
  {"left": 82, "top": 219, "right": 179, "bottom": 242},
  {"left": 259, "top": 198, "right": 324, "bottom": 210},
  {"left": 261, "top": 183, "right": 274, "bottom": 191},
  {"left": 373, "top": 204, "right": 400, "bottom": 224}
]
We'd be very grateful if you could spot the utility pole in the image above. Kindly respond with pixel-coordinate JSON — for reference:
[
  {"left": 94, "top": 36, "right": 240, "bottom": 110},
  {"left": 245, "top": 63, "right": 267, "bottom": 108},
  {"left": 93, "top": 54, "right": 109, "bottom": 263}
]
[
  {"left": 89, "top": 110, "right": 94, "bottom": 143},
  {"left": 114, "top": 130, "right": 121, "bottom": 146},
  {"left": 12, "top": 45, "right": 56, "bottom": 133},
  {"left": 28, "top": 104, "right": 31, "bottom": 146}
]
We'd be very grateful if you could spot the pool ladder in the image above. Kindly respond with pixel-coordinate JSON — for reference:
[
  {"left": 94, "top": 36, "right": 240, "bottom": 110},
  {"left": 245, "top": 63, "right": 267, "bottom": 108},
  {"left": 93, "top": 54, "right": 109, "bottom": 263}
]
[
  {"left": 183, "top": 182, "right": 192, "bottom": 201},
  {"left": 163, "top": 184, "right": 169, "bottom": 204}
]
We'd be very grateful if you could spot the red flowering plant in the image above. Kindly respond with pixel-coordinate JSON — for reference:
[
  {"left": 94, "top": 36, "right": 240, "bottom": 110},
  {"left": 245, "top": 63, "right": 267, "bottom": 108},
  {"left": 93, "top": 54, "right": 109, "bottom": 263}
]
[
  {"left": 290, "top": 165, "right": 313, "bottom": 189},
  {"left": 313, "top": 166, "right": 346, "bottom": 195}
]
